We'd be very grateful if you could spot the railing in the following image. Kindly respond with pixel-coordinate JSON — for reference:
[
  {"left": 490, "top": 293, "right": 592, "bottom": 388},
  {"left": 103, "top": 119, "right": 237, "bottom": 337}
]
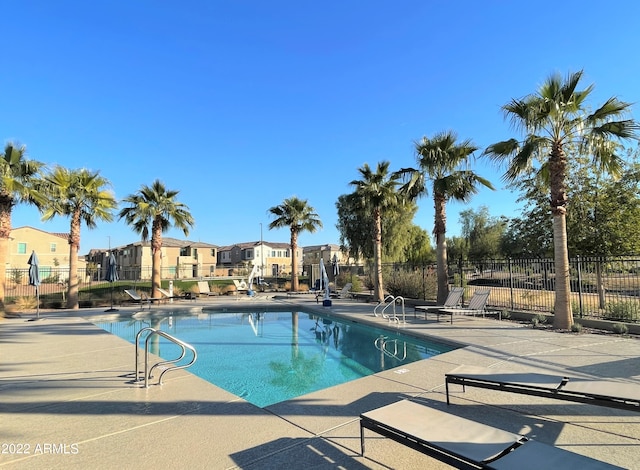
[
  {"left": 373, "top": 295, "right": 406, "bottom": 324},
  {"left": 134, "top": 327, "right": 197, "bottom": 388}
]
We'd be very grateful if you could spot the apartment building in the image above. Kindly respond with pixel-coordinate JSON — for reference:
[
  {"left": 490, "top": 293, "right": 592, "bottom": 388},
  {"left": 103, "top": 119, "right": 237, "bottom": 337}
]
[
  {"left": 86, "top": 237, "right": 217, "bottom": 280},
  {"left": 216, "top": 241, "right": 301, "bottom": 278},
  {"left": 8, "top": 226, "right": 86, "bottom": 282}
]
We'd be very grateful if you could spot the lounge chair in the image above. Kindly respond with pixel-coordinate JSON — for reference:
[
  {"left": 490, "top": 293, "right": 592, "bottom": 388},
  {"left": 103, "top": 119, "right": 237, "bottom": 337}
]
[
  {"left": 438, "top": 289, "right": 490, "bottom": 321},
  {"left": 157, "top": 288, "right": 196, "bottom": 301},
  {"left": 330, "top": 282, "right": 353, "bottom": 299},
  {"left": 232, "top": 279, "right": 248, "bottom": 294},
  {"left": 445, "top": 365, "right": 640, "bottom": 412},
  {"left": 360, "top": 400, "right": 623, "bottom": 469},
  {"left": 414, "top": 286, "right": 464, "bottom": 323},
  {"left": 124, "top": 289, "right": 161, "bottom": 309},
  {"left": 197, "top": 281, "right": 217, "bottom": 296}
]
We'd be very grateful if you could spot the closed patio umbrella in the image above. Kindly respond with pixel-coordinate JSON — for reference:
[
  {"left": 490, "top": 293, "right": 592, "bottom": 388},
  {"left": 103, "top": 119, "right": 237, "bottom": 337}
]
[
  {"left": 332, "top": 254, "right": 340, "bottom": 277},
  {"left": 28, "top": 251, "right": 41, "bottom": 320},
  {"left": 104, "top": 252, "right": 119, "bottom": 312}
]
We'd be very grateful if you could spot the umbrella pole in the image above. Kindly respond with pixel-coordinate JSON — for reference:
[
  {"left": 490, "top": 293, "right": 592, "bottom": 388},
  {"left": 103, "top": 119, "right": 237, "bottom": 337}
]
[
  {"left": 105, "top": 282, "right": 119, "bottom": 312},
  {"left": 36, "top": 287, "right": 40, "bottom": 319}
]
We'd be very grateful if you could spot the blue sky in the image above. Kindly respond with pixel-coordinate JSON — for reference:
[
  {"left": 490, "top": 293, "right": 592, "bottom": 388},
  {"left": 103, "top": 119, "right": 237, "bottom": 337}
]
[{"left": 3, "top": 1, "right": 640, "bottom": 255}]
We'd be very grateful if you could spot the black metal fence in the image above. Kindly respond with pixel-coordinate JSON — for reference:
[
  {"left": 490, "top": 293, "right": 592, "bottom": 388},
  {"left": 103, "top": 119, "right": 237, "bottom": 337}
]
[
  {"left": 339, "top": 256, "right": 640, "bottom": 323},
  {"left": 6, "top": 256, "right": 640, "bottom": 322}
]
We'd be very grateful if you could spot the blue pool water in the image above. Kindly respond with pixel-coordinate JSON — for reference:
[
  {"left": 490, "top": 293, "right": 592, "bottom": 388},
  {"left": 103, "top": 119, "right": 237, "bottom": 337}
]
[{"left": 92, "top": 309, "right": 456, "bottom": 407}]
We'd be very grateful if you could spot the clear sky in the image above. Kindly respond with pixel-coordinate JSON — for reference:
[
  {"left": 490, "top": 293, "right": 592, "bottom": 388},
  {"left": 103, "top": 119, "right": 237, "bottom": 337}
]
[{"left": 3, "top": 1, "right": 640, "bottom": 255}]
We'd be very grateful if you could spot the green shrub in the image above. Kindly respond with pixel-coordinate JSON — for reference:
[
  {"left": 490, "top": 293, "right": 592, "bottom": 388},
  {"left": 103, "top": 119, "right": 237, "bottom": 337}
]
[
  {"left": 500, "top": 310, "right": 511, "bottom": 320},
  {"left": 383, "top": 267, "right": 436, "bottom": 300},
  {"left": 531, "top": 313, "right": 547, "bottom": 326},
  {"left": 604, "top": 301, "right": 640, "bottom": 322},
  {"left": 612, "top": 323, "right": 629, "bottom": 335},
  {"left": 571, "top": 322, "right": 583, "bottom": 333}
]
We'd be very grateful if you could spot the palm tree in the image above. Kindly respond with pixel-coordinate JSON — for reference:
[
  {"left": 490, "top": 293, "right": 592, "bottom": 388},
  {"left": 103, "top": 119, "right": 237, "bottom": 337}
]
[
  {"left": 0, "top": 142, "right": 45, "bottom": 306},
  {"left": 41, "top": 167, "right": 117, "bottom": 309},
  {"left": 350, "top": 161, "right": 400, "bottom": 302},
  {"left": 268, "top": 197, "right": 322, "bottom": 292},
  {"left": 484, "top": 70, "right": 639, "bottom": 329},
  {"left": 119, "top": 180, "right": 194, "bottom": 299},
  {"left": 395, "top": 132, "right": 493, "bottom": 304}
]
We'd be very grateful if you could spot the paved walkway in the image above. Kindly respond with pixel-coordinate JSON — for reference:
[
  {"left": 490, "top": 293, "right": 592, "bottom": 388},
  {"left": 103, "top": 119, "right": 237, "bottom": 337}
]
[{"left": 1, "top": 295, "right": 639, "bottom": 469}]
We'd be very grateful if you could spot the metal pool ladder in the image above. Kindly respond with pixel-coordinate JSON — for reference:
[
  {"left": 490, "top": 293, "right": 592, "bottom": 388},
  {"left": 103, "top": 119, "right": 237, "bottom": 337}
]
[
  {"left": 373, "top": 295, "right": 406, "bottom": 324},
  {"left": 134, "top": 327, "right": 197, "bottom": 388}
]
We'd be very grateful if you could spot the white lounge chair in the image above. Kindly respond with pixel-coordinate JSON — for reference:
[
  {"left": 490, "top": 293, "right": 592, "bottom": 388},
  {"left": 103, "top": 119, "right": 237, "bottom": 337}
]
[
  {"left": 438, "top": 289, "right": 490, "bottom": 321},
  {"left": 232, "top": 279, "right": 248, "bottom": 294},
  {"left": 414, "top": 286, "right": 464, "bottom": 322},
  {"left": 197, "top": 281, "right": 217, "bottom": 296},
  {"left": 157, "top": 288, "right": 195, "bottom": 301},
  {"left": 124, "top": 289, "right": 161, "bottom": 309},
  {"left": 330, "top": 283, "right": 353, "bottom": 299}
]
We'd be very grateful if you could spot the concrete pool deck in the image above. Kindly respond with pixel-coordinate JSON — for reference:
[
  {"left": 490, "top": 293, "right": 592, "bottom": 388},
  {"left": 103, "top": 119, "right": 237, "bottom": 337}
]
[{"left": 1, "top": 294, "right": 639, "bottom": 469}]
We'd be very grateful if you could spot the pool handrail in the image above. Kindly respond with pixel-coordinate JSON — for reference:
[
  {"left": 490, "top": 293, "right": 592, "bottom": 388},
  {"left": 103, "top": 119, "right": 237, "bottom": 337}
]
[{"left": 134, "top": 327, "right": 197, "bottom": 388}]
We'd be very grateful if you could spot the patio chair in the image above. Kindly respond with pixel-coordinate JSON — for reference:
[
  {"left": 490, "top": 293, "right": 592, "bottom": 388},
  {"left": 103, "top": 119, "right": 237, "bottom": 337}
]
[
  {"left": 414, "top": 286, "right": 464, "bottom": 323},
  {"left": 360, "top": 399, "right": 623, "bottom": 469},
  {"left": 445, "top": 365, "right": 640, "bottom": 412},
  {"left": 330, "top": 283, "right": 353, "bottom": 299},
  {"left": 197, "top": 281, "right": 217, "bottom": 296},
  {"left": 124, "top": 289, "right": 160, "bottom": 309},
  {"left": 438, "top": 289, "right": 490, "bottom": 322},
  {"left": 157, "top": 288, "right": 196, "bottom": 301},
  {"left": 233, "top": 279, "right": 248, "bottom": 294}
]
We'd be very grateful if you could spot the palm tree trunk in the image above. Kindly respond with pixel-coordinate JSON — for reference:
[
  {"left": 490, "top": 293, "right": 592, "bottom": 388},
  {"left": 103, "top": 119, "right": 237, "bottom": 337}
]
[
  {"left": 0, "top": 199, "right": 10, "bottom": 309},
  {"left": 290, "top": 231, "right": 299, "bottom": 292},
  {"left": 151, "top": 220, "right": 163, "bottom": 299},
  {"left": 66, "top": 210, "right": 81, "bottom": 309},
  {"left": 550, "top": 143, "right": 572, "bottom": 329},
  {"left": 434, "top": 193, "right": 449, "bottom": 304},
  {"left": 552, "top": 214, "right": 572, "bottom": 329},
  {"left": 373, "top": 207, "right": 384, "bottom": 302}
]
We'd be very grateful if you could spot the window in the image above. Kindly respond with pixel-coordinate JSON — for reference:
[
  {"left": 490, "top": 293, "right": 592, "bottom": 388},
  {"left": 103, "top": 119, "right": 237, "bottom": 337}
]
[
  {"left": 50, "top": 243, "right": 57, "bottom": 253},
  {"left": 210, "top": 249, "right": 215, "bottom": 256},
  {"left": 17, "top": 243, "right": 26, "bottom": 254}
]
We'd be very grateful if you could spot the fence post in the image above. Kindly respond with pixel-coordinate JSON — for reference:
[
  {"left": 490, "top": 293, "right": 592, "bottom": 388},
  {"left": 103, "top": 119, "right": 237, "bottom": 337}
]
[
  {"left": 508, "top": 258, "right": 514, "bottom": 311},
  {"left": 576, "top": 255, "right": 583, "bottom": 318}
]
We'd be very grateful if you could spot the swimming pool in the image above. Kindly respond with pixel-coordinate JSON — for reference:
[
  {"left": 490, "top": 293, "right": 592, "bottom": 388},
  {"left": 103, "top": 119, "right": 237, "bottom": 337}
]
[{"left": 92, "top": 309, "right": 456, "bottom": 407}]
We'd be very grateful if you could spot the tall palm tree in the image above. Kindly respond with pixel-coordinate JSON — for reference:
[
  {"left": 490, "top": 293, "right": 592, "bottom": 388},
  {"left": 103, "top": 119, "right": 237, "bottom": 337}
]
[
  {"left": 41, "top": 167, "right": 117, "bottom": 309},
  {"left": 0, "top": 142, "right": 45, "bottom": 306},
  {"left": 395, "top": 131, "right": 493, "bottom": 304},
  {"left": 119, "top": 180, "right": 194, "bottom": 299},
  {"left": 484, "top": 70, "right": 639, "bottom": 329},
  {"left": 268, "top": 197, "right": 322, "bottom": 292},
  {"left": 350, "top": 161, "right": 400, "bottom": 302}
]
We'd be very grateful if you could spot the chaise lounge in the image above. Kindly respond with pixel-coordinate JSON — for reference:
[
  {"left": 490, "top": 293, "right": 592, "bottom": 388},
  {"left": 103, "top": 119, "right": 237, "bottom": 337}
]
[
  {"left": 445, "top": 365, "right": 640, "bottom": 412},
  {"left": 360, "top": 399, "right": 623, "bottom": 469},
  {"left": 437, "top": 289, "right": 491, "bottom": 322},
  {"left": 414, "top": 286, "right": 464, "bottom": 323},
  {"left": 124, "top": 289, "right": 162, "bottom": 309}
]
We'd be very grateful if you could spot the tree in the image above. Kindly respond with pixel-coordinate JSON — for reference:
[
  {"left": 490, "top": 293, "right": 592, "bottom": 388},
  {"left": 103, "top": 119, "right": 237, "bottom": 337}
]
[
  {"left": 500, "top": 169, "right": 554, "bottom": 258},
  {"left": 119, "top": 180, "right": 194, "bottom": 299},
  {"left": 459, "top": 207, "right": 508, "bottom": 260},
  {"left": 396, "top": 131, "right": 494, "bottom": 304},
  {"left": 0, "top": 142, "right": 45, "bottom": 306},
  {"left": 336, "top": 192, "right": 425, "bottom": 263},
  {"left": 268, "top": 197, "right": 322, "bottom": 292},
  {"left": 42, "top": 167, "right": 117, "bottom": 309},
  {"left": 349, "top": 161, "right": 400, "bottom": 302},
  {"left": 484, "top": 70, "right": 639, "bottom": 329}
]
